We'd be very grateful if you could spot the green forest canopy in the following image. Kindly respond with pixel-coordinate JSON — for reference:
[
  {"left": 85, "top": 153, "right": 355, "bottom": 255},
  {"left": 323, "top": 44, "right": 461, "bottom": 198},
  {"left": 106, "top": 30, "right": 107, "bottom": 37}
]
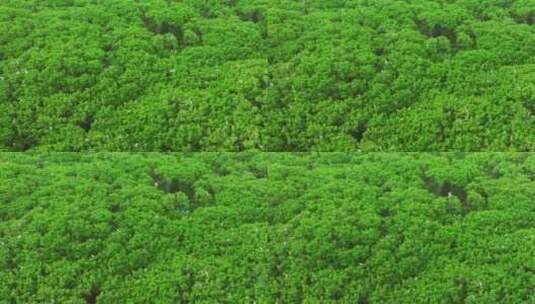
[
  {"left": 1, "top": 153, "right": 534, "bottom": 302},
  {"left": 1, "top": 0, "right": 534, "bottom": 151}
]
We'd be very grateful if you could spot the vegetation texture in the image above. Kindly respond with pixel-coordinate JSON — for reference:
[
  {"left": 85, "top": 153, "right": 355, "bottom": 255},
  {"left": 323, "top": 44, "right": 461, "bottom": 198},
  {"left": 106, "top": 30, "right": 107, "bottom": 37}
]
[
  {"left": 1, "top": 153, "right": 534, "bottom": 302},
  {"left": 1, "top": 0, "right": 534, "bottom": 151}
]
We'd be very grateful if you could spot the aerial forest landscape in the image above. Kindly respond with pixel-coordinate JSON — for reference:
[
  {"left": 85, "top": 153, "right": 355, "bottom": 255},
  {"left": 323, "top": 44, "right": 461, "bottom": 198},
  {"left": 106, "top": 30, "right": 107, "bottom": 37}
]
[
  {"left": 1, "top": 0, "right": 534, "bottom": 303},
  {"left": 1, "top": 0, "right": 534, "bottom": 151},
  {"left": 1, "top": 153, "right": 534, "bottom": 302}
]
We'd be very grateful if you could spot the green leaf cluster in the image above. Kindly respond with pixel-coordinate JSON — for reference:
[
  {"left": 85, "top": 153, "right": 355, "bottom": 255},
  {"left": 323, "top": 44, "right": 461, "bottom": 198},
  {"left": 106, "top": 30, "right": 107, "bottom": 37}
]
[
  {"left": 1, "top": 0, "right": 534, "bottom": 151},
  {"left": 1, "top": 153, "right": 533, "bottom": 302}
]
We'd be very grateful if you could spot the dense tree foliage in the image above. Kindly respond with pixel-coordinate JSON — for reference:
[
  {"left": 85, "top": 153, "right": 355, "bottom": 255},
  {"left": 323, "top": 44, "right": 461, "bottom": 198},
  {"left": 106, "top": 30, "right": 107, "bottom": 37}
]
[
  {"left": 0, "top": 0, "right": 270, "bottom": 151},
  {"left": 1, "top": 153, "right": 534, "bottom": 302},
  {"left": 1, "top": 0, "right": 534, "bottom": 151}
]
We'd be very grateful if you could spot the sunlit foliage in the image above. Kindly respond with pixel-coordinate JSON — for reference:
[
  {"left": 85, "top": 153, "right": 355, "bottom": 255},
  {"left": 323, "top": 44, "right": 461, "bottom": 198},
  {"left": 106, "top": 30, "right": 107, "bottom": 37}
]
[
  {"left": 1, "top": 153, "right": 534, "bottom": 302},
  {"left": 0, "top": 0, "right": 534, "bottom": 151}
]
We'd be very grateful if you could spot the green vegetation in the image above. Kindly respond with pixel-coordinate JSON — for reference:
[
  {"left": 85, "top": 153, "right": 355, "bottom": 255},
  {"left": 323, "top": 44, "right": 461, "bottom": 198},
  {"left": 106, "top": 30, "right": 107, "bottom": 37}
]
[
  {"left": 1, "top": 153, "right": 534, "bottom": 302},
  {"left": 1, "top": 0, "right": 534, "bottom": 151}
]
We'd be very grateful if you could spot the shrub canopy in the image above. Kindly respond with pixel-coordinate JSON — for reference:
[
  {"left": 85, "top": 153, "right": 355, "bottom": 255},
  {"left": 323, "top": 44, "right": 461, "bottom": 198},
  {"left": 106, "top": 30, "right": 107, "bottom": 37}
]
[
  {"left": 1, "top": 0, "right": 534, "bottom": 151},
  {"left": 1, "top": 153, "right": 534, "bottom": 302}
]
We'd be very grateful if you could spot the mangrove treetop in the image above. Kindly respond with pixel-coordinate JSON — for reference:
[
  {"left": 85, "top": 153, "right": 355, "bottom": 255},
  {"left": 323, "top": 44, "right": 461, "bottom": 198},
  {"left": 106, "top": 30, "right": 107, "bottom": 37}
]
[{"left": 1, "top": 0, "right": 534, "bottom": 151}]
